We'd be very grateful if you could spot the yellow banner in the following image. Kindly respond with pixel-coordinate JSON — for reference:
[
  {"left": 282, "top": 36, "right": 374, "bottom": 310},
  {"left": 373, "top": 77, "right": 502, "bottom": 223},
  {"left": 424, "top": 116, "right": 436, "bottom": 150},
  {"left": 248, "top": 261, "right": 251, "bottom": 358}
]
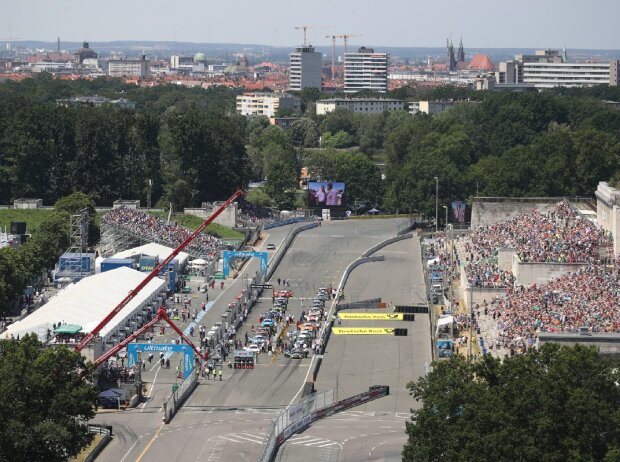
[
  {"left": 338, "top": 312, "right": 403, "bottom": 321},
  {"left": 332, "top": 327, "right": 396, "bottom": 335}
]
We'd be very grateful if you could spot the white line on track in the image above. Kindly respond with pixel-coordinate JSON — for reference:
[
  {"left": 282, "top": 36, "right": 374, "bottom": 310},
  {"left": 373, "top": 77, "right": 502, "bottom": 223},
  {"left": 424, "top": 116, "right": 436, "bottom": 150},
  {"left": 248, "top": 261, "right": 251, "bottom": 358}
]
[{"left": 140, "top": 364, "right": 162, "bottom": 412}]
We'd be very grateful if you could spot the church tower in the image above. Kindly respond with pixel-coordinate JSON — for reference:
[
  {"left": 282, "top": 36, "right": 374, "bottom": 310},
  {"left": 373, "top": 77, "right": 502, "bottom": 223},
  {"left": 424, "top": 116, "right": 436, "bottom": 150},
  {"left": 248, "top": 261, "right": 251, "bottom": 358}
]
[
  {"left": 446, "top": 38, "right": 456, "bottom": 72},
  {"left": 457, "top": 37, "right": 465, "bottom": 62}
]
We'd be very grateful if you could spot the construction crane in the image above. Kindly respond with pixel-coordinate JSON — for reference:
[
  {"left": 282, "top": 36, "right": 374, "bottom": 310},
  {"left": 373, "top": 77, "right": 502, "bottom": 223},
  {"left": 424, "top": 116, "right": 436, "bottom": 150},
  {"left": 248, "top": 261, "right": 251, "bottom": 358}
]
[
  {"left": 295, "top": 25, "right": 316, "bottom": 47},
  {"left": 325, "top": 35, "right": 338, "bottom": 80},
  {"left": 341, "top": 33, "right": 363, "bottom": 56},
  {"left": 76, "top": 190, "right": 245, "bottom": 363}
]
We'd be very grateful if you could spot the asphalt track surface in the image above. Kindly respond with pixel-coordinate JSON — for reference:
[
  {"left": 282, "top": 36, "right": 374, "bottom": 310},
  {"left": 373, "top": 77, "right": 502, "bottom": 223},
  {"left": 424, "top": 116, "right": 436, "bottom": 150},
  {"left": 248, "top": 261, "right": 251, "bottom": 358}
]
[{"left": 92, "top": 219, "right": 428, "bottom": 462}]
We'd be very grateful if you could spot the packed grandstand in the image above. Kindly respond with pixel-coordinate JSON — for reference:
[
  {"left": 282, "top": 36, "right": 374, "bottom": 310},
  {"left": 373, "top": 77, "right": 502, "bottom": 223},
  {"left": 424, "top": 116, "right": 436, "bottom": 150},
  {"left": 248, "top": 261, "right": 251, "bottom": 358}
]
[{"left": 436, "top": 201, "right": 618, "bottom": 356}]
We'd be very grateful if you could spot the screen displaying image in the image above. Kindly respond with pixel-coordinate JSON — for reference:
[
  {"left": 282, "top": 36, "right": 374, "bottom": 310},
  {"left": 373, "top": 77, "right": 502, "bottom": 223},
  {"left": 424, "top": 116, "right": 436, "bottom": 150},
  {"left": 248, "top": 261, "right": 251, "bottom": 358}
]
[{"left": 307, "top": 181, "right": 346, "bottom": 208}]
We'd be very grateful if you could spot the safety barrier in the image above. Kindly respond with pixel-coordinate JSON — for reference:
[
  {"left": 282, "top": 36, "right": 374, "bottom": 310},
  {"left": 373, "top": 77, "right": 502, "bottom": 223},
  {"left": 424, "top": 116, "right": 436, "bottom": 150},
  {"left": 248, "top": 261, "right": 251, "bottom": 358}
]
[
  {"left": 361, "top": 233, "right": 413, "bottom": 257},
  {"left": 84, "top": 425, "right": 113, "bottom": 462},
  {"left": 257, "top": 386, "right": 389, "bottom": 462},
  {"left": 263, "top": 217, "right": 309, "bottom": 230},
  {"left": 162, "top": 367, "right": 198, "bottom": 423}
]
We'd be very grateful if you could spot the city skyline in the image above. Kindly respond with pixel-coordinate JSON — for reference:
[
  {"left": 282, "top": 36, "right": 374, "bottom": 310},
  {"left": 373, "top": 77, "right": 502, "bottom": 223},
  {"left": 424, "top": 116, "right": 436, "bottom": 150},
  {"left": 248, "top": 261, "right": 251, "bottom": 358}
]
[{"left": 3, "top": 0, "right": 620, "bottom": 50}]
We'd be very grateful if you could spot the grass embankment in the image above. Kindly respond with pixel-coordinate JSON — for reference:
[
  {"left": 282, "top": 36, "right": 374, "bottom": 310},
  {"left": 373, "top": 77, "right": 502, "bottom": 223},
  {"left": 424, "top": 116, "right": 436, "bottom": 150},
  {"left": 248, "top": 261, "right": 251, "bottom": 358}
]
[
  {"left": 0, "top": 209, "right": 55, "bottom": 233},
  {"left": 69, "top": 434, "right": 104, "bottom": 462}
]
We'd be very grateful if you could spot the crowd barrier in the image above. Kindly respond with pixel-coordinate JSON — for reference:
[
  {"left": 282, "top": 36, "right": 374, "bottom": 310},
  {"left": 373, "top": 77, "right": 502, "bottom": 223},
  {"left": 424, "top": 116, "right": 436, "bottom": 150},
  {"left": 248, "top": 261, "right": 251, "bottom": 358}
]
[
  {"left": 162, "top": 367, "right": 198, "bottom": 423},
  {"left": 265, "top": 222, "right": 318, "bottom": 281}
]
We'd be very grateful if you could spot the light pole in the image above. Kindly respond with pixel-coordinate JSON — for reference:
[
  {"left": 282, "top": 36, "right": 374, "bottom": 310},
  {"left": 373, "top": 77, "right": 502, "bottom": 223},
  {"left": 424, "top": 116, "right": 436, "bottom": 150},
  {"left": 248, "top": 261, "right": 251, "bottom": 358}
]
[{"left": 434, "top": 177, "right": 438, "bottom": 233}]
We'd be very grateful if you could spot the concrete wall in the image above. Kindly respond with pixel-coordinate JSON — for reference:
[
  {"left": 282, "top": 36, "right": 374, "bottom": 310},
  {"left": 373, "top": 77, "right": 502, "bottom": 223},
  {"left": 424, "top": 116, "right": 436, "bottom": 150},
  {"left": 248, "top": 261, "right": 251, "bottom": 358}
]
[
  {"left": 184, "top": 203, "right": 237, "bottom": 228},
  {"left": 595, "top": 182, "right": 620, "bottom": 256},
  {"left": 471, "top": 198, "right": 559, "bottom": 229},
  {"left": 464, "top": 286, "right": 509, "bottom": 310},
  {"left": 512, "top": 254, "right": 587, "bottom": 287},
  {"left": 497, "top": 248, "right": 515, "bottom": 272},
  {"left": 538, "top": 333, "right": 620, "bottom": 358}
]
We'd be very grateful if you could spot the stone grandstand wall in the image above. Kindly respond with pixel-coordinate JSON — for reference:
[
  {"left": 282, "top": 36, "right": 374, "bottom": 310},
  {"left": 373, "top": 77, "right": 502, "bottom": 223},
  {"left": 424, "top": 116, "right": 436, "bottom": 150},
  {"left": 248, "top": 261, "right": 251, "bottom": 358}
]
[
  {"left": 511, "top": 254, "right": 587, "bottom": 287},
  {"left": 471, "top": 198, "right": 561, "bottom": 229}
]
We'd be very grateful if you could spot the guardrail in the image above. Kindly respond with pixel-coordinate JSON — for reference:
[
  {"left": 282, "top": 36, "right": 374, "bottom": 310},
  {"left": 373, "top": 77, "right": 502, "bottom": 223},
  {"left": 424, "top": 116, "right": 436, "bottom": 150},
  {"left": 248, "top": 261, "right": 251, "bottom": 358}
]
[
  {"left": 162, "top": 367, "right": 198, "bottom": 423},
  {"left": 263, "top": 217, "right": 310, "bottom": 230},
  {"left": 84, "top": 425, "right": 113, "bottom": 462}
]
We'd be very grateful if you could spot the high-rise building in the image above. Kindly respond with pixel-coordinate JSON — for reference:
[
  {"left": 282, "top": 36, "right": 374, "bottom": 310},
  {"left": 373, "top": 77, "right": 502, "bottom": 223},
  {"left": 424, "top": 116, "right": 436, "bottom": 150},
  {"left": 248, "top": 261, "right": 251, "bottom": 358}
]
[
  {"left": 343, "top": 47, "right": 388, "bottom": 93},
  {"left": 289, "top": 46, "right": 322, "bottom": 91}
]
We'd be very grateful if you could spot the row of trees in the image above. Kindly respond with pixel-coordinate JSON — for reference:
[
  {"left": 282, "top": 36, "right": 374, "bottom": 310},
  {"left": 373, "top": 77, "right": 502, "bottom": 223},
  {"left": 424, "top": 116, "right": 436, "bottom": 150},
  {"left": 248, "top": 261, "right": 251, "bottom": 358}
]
[{"left": 1, "top": 75, "right": 620, "bottom": 217}]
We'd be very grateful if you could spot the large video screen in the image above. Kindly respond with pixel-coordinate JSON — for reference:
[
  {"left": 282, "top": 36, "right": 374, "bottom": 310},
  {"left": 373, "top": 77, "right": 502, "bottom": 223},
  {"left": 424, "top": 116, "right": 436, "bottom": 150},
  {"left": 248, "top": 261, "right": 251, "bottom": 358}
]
[{"left": 307, "top": 180, "right": 346, "bottom": 208}]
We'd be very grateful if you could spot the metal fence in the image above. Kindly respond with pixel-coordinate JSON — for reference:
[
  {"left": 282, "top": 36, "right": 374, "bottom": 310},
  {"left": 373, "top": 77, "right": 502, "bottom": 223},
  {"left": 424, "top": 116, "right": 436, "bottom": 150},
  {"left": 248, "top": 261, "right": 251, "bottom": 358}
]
[{"left": 257, "top": 388, "right": 335, "bottom": 462}]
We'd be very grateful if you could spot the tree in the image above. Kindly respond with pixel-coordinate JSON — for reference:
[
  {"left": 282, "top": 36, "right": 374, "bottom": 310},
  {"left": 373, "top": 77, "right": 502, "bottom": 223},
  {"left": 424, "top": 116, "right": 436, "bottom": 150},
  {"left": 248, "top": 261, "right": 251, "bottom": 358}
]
[
  {"left": 245, "top": 188, "right": 274, "bottom": 207},
  {"left": 320, "top": 131, "right": 354, "bottom": 149},
  {"left": 263, "top": 143, "right": 298, "bottom": 209},
  {"left": 290, "top": 118, "right": 319, "bottom": 148},
  {"left": 0, "top": 334, "right": 99, "bottom": 462},
  {"left": 403, "top": 344, "right": 620, "bottom": 462}
]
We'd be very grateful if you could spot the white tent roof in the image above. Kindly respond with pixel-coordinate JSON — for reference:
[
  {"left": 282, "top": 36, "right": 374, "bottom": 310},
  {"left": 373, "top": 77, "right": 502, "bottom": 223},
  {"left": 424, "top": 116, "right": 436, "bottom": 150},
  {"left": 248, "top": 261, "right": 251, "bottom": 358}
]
[
  {"left": 112, "top": 242, "right": 189, "bottom": 266},
  {"left": 4, "top": 267, "right": 165, "bottom": 341},
  {"left": 436, "top": 315, "right": 455, "bottom": 327}
]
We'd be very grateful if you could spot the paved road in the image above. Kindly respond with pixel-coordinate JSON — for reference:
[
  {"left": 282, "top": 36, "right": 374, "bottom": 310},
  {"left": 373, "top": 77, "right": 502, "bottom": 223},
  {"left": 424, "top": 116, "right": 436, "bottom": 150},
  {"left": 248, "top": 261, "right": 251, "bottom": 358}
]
[
  {"left": 91, "top": 224, "right": 293, "bottom": 462},
  {"left": 127, "top": 219, "right": 407, "bottom": 462},
  {"left": 277, "top": 235, "right": 430, "bottom": 461}
]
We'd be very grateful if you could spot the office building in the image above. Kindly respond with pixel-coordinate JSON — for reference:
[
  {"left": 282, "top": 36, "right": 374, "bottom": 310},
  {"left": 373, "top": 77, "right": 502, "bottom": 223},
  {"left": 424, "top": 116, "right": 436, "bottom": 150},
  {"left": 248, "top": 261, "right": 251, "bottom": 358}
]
[
  {"left": 409, "top": 100, "right": 478, "bottom": 115},
  {"left": 316, "top": 98, "right": 404, "bottom": 115},
  {"left": 344, "top": 47, "right": 388, "bottom": 93},
  {"left": 108, "top": 56, "right": 149, "bottom": 78},
  {"left": 289, "top": 46, "right": 322, "bottom": 90},
  {"left": 495, "top": 49, "right": 619, "bottom": 88},
  {"left": 236, "top": 93, "right": 301, "bottom": 118}
]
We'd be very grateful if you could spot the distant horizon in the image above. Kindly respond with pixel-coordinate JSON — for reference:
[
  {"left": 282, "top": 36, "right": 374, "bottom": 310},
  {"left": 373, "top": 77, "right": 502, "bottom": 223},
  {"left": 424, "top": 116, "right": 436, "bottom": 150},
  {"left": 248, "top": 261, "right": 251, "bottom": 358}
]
[
  {"left": 4, "top": 0, "right": 619, "bottom": 50},
  {"left": 7, "top": 38, "right": 620, "bottom": 54}
]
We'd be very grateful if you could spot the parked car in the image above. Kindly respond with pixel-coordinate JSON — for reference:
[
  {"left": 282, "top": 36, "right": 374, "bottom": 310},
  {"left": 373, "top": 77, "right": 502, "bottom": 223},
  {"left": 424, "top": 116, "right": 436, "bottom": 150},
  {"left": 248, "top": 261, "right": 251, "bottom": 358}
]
[
  {"left": 261, "top": 319, "right": 276, "bottom": 327},
  {"left": 266, "top": 243, "right": 276, "bottom": 250},
  {"left": 245, "top": 344, "right": 261, "bottom": 355}
]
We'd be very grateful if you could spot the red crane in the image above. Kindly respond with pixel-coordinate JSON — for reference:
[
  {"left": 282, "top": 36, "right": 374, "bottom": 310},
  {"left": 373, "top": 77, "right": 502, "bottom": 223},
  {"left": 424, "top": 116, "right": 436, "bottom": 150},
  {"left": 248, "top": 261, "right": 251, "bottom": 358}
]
[{"left": 76, "top": 190, "right": 245, "bottom": 357}]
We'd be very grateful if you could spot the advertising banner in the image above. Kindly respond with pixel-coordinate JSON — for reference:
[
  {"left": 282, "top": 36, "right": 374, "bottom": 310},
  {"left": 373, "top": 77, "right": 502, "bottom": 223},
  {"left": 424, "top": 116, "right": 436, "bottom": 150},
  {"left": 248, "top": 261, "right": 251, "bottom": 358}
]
[
  {"left": 338, "top": 313, "right": 404, "bottom": 321},
  {"left": 332, "top": 327, "right": 397, "bottom": 335}
]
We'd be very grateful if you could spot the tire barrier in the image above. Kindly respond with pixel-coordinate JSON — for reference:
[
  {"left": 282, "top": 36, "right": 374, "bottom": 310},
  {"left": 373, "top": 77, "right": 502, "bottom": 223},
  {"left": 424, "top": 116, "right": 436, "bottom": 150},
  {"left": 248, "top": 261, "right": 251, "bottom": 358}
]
[{"left": 394, "top": 305, "right": 428, "bottom": 314}]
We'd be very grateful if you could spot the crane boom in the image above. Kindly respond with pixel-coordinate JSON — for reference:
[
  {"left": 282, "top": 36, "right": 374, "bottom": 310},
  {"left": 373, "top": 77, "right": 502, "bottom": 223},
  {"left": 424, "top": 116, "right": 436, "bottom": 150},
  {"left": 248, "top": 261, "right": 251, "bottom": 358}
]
[{"left": 77, "top": 190, "right": 244, "bottom": 351}]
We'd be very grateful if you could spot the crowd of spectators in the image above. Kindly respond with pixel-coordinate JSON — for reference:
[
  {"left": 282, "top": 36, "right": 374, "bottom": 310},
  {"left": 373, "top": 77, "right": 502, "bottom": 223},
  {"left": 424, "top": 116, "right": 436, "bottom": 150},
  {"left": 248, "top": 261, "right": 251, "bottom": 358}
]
[
  {"left": 102, "top": 207, "right": 222, "bottom": 257},
  {"left": 237, "top": 199, "right": 275, "bottom": 228},
  {"left": 459, "top": 201, "right": 610, "bottom": 288},
  {"left": 480, "top": 258, "right": 620, "bottom": 354}
]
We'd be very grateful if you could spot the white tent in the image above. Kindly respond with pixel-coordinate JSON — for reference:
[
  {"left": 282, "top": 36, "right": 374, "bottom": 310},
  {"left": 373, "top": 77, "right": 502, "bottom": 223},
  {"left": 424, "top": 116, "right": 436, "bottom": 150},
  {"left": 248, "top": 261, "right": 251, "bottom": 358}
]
[
  {"left": 435, "top": 315, "right": 455, "bottom": 336},
  {"left": 4, "top": 267, "right": 165, "bottom": 342},
  {"left": 190, "top": 258, "right": 207, "bottom": 266},
  {"left": 111, "top": 242, "right": 189, "bottom": 267}
]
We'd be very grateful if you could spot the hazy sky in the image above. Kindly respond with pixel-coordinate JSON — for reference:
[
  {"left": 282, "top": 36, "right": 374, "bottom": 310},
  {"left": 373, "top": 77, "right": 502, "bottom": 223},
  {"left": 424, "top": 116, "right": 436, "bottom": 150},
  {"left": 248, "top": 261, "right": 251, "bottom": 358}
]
[{"left": 3, "top": 0, "right": 619, "bottom": 49}]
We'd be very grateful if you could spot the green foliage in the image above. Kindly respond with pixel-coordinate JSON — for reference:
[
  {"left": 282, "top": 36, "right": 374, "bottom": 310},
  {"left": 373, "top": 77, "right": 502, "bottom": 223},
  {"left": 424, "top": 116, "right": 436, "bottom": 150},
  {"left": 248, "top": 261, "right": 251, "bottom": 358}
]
[
  {"left": 403, "top": 344, "right": 620, "bottom": 462},
  {"left": 306, "top": 150, "right": 383, "bottom": 208},
  {"left": 54, "top": 192, "right": 99, "bottom": 244},
  {"left": 246, "top": 188, "right": 275, "bottom": 207},
  {"left": 0, "top": 334, "right": 99, "bottom": 462},
  {"left": 320, "top": 131, "right": 355, "bottom": 149},
  {"left": 0, "top": 209, "right": 55, "bottom": 234}
]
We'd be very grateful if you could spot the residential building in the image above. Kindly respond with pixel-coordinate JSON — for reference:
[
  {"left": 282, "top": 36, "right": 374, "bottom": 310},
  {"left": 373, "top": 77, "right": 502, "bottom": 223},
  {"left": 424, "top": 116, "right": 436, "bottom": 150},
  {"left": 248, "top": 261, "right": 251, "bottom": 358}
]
[
  {"left": 316, "top": 98, "right": 404, "bottom": 115},
  {"left": 56, "top": 96, "right": 137, "bottom": 109},
  {"left": 236, "top": 93, "right": 300, "bottom": 118},
  {"left": 409, "top": 100, "right": 477, "bottom": 115},
  {"left": 170, "top": 55, "right": 193, "bottom": 70},
  {"left": 344, "top": 47, "right": 388, "bottom": 93},
  {"left": 108, "top": 56, "right": 149, "bottom": 78},
  {"left": 289, "top": 46, "right": 322, "bottom": 90}
]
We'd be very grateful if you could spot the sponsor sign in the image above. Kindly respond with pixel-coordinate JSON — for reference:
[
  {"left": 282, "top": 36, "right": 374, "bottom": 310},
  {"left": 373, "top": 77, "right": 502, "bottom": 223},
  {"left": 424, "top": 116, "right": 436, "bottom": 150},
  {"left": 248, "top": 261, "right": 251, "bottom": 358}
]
[
  {"left": 338, "top": 312, "right": 404, "bottom": 321},
  {"left": 332, "top": 327, "right": 396, "bottom": 335}
]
